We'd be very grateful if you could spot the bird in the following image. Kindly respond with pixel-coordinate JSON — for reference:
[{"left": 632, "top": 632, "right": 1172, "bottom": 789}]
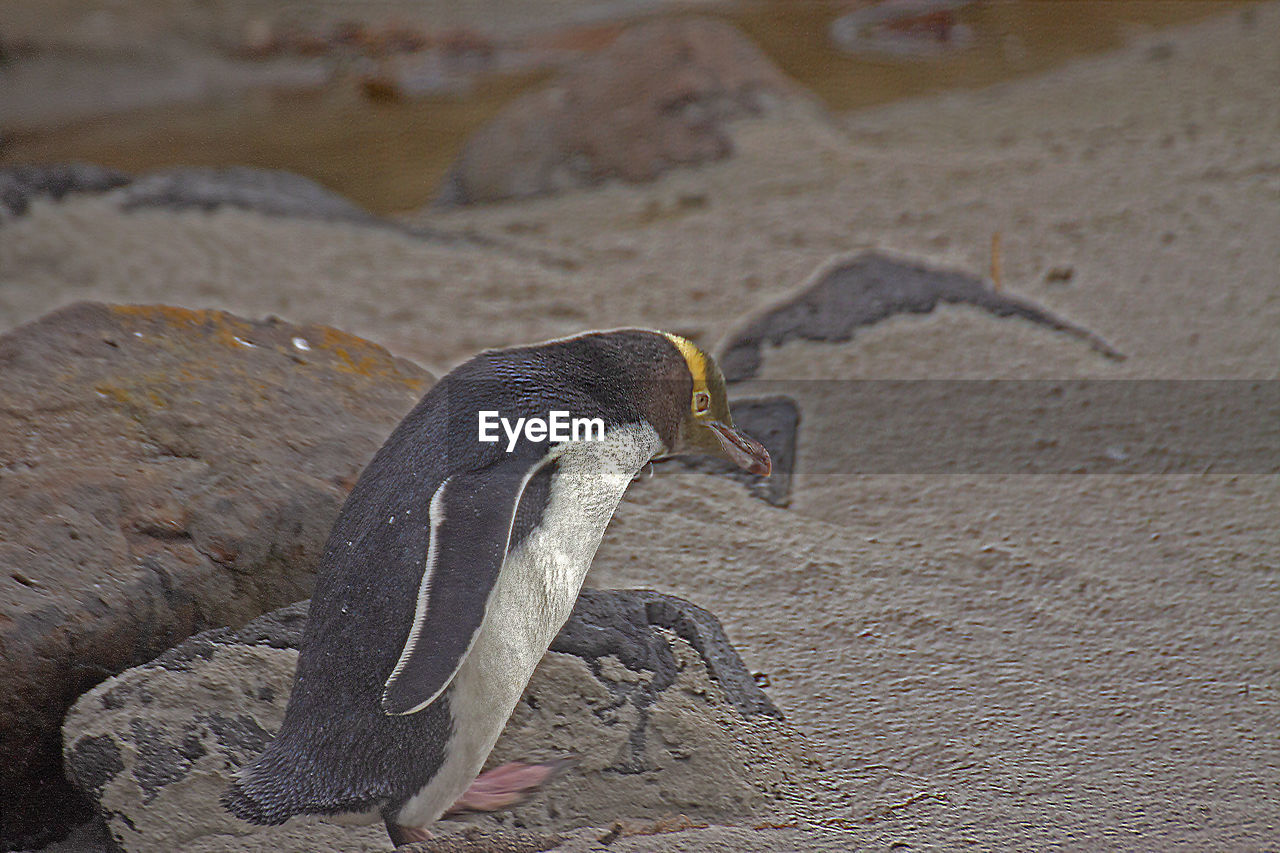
[{"left": 222, "top": 328, "right": 771, "bottom": 845}]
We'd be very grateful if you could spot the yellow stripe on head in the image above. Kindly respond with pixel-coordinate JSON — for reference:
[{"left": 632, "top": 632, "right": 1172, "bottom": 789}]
[
  {"left": 661, "top": 331, "right": 734, "bottom": 424},
  {"left": 661, "top": 332, "right": 708, "bottom": 391}
]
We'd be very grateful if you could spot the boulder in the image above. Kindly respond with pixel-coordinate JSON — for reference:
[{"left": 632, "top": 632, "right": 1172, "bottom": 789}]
[
  {"left": 0, "top": 164, "right": 379, "bottom": 226},
  {"left": 63, "top": 590, "right": 816, "bottom": 853},
  {"left": 0, "top": 303, "right": 432, "bottom": 850},
  {"left": 717, "top": 251, "right": 1125, "bottom": 382},
  {"left": 115, "top": 167, "right": 380, "bottom": 224},
  {"left": 0, "top": 164, "right": 131, "bottom": 218},
  {"left": 435, "top": 18, "right": 824, "bottom": 206}
]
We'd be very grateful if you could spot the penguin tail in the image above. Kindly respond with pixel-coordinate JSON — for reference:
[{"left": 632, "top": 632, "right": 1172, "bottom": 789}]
[
  {"left": 221, "top": 748, "right": 309, "bottom": 826},
  {"left": 222, "top": 739, "right": 384, "bottom": 826},
  {"left": 222, "top": 772, "right": 292, "bottom": 826}
]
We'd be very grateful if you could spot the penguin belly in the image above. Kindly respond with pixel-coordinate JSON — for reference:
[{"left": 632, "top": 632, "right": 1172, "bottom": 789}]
[{"left": 392, "top": 424, "right": 661, "bottom": 827}]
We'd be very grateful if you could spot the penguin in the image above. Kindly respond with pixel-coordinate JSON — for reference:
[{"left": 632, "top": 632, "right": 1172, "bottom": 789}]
[{"left": 222, "top": 329, "right": 771, "bottom": 845}]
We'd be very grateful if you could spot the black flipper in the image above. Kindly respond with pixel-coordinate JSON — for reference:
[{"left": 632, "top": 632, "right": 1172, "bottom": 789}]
[{"left": 381, "top": 456, "right": 549, "bottom": 716}]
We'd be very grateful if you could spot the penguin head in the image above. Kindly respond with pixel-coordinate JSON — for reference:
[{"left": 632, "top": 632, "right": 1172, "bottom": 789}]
[
  {"left": 471, "top": 328, "right": 770, "bottom": 475},
  {"left": 659, "top": 333, "right": 771, "bottom": 476}
]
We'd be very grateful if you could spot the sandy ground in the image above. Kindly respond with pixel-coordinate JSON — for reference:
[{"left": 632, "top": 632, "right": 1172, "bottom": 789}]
[{"left": 3, "top": 2, "right": 1279, "bottom": 849}]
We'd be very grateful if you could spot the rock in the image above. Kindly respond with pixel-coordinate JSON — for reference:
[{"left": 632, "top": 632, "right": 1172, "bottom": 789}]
[
  {"left": 0, "top": 164, "right": 485, "bottom": 253},
  {"left": 718, "top": 251, "right": 1126, "bottom": 382},
  {"left": 0, "top": 164, "right": 381, "bottom": 225},
  {"left": 0, "top": 163, "right": 131, "bottom": 218},
  {"left": 436, "top": 18, "right": 824, "bottom": 206},
  {"left": 673, "top": 396, "right": 798, "bottom": 507},
  {"left": 115, "top": 167, "right": 380, "bottom": 224},
  {"left": 830, "top": 0, "right": 976, "bottom": 58},
  {"left": 63, "top": 590, "right": 814, "bottom": 853},
  {"left": 0, "top": 303, "right": 432, "bottom": 850}
]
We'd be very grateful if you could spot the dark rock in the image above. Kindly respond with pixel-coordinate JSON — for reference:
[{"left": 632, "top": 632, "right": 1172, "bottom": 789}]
[
  {"left": 147, "top": 601, "right": 310, "bottom": 673},
  {"left": 1, "top": 163, "right": 377, "bottom": 226},
  {"left": 552, "top": 587, "right": 782, "bottom": 720},
  {"left": 441, "top": 589, "right": 805, "bottom": 834},
  {"left": 129, "top": 720, "right": 207, "bottom": 804},
  {"left": 66, "top": 736, "right": 124, "bottom": 800},
  {"left": 63, "top": 591, "right": 813, "bottom": 852},
  {"left": 719, "top": 251, "right": 1125, "bottom": 381},
  {"left": 116, "top": 167, "right": 379, "bottom": 224},
  {"left": 202, "top": 712, "right": 273, "bottom": 767},
  {"left": 0, "top": 163, "right": 131, "bottom": 217},
  {"left": 672, "top": 396, "right": 798, "bottom": 506},
  {"left": 436, "top": 18, "right": 824, "bottom": 206},
  {"left": 0, "top": 163, "right": 547, "bottom": 261},
  {"left": 0, "top": 303, "right": 432, "bottom": 850}
]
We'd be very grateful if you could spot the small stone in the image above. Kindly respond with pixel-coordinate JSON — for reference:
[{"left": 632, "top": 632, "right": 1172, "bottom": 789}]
[{"left": 1044, "top": 266, "right": 1075, "bottom": 284}]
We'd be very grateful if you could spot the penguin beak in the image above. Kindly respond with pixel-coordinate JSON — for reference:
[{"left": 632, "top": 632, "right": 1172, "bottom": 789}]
[{"left": 706, "top": 421, "right": 772, "bottom": 477}]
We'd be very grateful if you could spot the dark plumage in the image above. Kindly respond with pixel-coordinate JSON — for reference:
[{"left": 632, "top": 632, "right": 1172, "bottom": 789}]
[{"left": 223, "top": 329, "right": 769, "bottom": 839}]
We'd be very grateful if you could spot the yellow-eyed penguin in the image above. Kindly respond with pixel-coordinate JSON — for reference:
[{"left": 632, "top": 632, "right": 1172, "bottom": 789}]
[{"left": 222, "top": 329, "right": 771, "bottom": 844}]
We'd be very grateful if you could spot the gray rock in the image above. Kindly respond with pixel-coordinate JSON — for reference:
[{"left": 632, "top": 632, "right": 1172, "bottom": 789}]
[
  {"left": 0, "top": 163, "right": 131, "bottom": 217},
  {"left": 115, "top": 167, "right": 379, "bottom": 224},
  {"left": 63, "top": 591, "right": 816, "bottom": 853},
  {"left": 718, "top": 252, "right": 1125, "bottom": 382},
  {"left": 0, "top": 303, "right": 432, "bottom": 849},
  {"left": 0, "top": 163, "right": 377, "bottom": 225},
  {"left": 0, "top": 163, "right": 538, "bottom": 259},
  {"left": 436, "top": 18, "right": 826, "bottom": 206}
]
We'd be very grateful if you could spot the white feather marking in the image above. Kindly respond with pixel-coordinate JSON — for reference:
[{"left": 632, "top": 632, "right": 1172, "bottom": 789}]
[
  {"left": 394, "top": 422, "right": 661, "bottom": 828},
  {"left": 381, "top": 475, "right": 451, "bottom": 710},
  {"left": 382, "top": 454, "right": 560, "bottom": 716}
]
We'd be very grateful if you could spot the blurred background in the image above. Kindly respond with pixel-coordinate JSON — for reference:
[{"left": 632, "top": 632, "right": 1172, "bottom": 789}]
[{"left": 0, "top": 0, "right": 1246, "bottom": 214}]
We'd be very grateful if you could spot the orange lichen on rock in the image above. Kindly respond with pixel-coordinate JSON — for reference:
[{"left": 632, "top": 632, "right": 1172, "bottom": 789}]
[
  {"left": 0, "top": 300, "right": 437, "bottom": 847},
  {"left": 307, "top": 324, "right": 429, "bottom": 389},
  {"left": 106, "top": 304, "right": 429, "bottom": 392},
  {"left": 108, "top": 304, "right": 265, "bottom": 354},
  {"left": 92, "top": 380, "right": 172, "bottom": 414}
]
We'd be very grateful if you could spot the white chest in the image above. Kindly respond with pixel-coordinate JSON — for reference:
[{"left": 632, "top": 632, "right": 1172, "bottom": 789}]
[{"left": 395, "top": 423, "right": 661, "bottom": 826}]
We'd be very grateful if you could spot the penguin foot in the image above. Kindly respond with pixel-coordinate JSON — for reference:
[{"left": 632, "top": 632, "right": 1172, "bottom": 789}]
[
  {"left": 386, "top": 821, "right": 433, "bottom": 844},
  {"left": 443, "top": 760, "right": 570, "bottom": 816}
]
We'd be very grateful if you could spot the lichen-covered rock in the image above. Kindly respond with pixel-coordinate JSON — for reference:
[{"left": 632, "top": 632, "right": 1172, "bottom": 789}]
[
  {"left": 435, "top": 18, "right": 826, "bottom": 206},
  {"left": 63, "top": 590, "right": 816, "bottom": 853},
  {"left": 0, "top": 302, "right": 432, "bottom": 849}
]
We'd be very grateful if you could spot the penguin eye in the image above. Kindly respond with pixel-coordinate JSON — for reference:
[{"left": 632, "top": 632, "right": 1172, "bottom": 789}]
[{"left": 693, "top": 391, "right": 711, "bottom": 415}]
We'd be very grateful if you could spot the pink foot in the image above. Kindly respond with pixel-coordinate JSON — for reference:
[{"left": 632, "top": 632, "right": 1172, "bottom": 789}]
[
  {"left": 387, "top": 822, "right": 433, "bottom": 844},
  {"left": 444, "top": 759, "right": 571, "bottom": 816}
]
